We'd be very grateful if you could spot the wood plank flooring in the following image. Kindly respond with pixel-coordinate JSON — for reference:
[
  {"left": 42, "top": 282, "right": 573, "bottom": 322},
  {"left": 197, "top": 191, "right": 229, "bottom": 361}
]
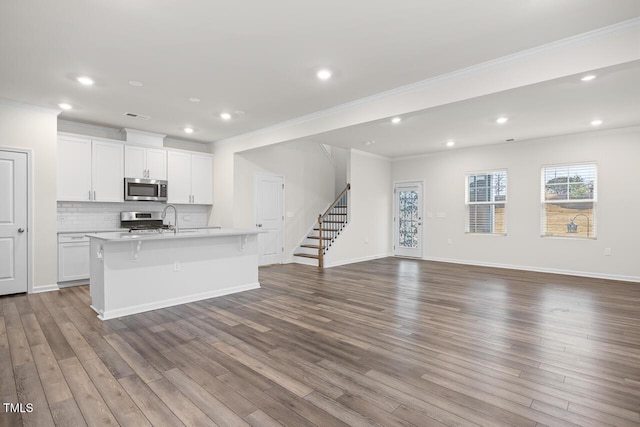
[{"left": 1, "top": 258, "right": 640, "bottom": 426}]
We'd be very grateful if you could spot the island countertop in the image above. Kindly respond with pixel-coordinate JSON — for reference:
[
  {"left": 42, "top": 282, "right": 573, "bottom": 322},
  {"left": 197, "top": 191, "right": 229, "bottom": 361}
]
[
  {"left": 86, "top": 228, "right": 259, "bottom": 242},
  {"left": 88, "top": 227, "right": 260, "bottom": 320}
]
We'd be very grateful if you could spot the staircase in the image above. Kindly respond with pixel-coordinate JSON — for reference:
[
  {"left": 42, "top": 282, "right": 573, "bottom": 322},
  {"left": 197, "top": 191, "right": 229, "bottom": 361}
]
[{"left": 294, "top": 183, "right": 350, "bottom": 268}]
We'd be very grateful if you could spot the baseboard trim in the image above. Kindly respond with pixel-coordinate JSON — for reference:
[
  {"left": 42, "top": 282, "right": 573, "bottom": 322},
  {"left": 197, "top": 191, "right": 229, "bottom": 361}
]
[
  {"left": 95, "top": 282, "right": 261, "bottom": 320},
  {"left": 325, "top": 252, "right": 393, "bottom": 268},
  {"left": 422, "top": 256, "right": 640, "bottom": 283},
  {"left": 31, "top": 284, "right": 60, "bottom": 294}
]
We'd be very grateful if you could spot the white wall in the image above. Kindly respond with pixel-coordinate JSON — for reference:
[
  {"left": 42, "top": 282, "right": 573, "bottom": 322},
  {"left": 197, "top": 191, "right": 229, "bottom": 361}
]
[
  {"left": 327, "top": 150, "right": 392, "bottom": 266},
  {"left": 392, "top": 126, "right": 640, "bottom": 282},
  {"left": 0, "top": 100, "right": 59, "bottom": 291},
  {"left": 234, "top": 141, "right": 336, "bottom": 261},
  {"left": 332, "top": 146, "right": 350, "bottom": 195}
]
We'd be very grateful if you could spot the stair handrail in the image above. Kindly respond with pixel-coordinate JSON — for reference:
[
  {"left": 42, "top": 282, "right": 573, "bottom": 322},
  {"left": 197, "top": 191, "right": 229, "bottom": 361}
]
[{"left": 318, "top": 183, "right": 351, "bottom": 268}]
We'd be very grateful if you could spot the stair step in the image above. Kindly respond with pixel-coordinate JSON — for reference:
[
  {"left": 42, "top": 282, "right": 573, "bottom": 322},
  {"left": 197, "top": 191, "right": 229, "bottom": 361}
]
[
  {"left": 333, "top": 205, "right": 347, "bottom": 208},
  {"left": 308, "top": 236, "right": 332, "bottom": 240},
  {"left": 294, "top": 253, "right": 319, "bottom": 259},
  {"left": 301, "top": 244, "right": 321, "bottom": 249},
  {"left": 326, "top": 213, "right": 347, "bottom": 216},
  {"left": 314, "top": 227, "right": 342, "bottom": 231},
  {"left": 323, "top": 220, "right": 346, "bottom": 223}
]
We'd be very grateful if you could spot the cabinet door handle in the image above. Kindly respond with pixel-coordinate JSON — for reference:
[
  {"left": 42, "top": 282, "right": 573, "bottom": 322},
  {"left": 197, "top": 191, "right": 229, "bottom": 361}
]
[
  {"left": 192, "top": 195, "right": 195, "bottom": 204},
  {"left": 89, "top": 190, "right": 92, "bottom": 200},
  {"left": 93, "top": 190, "right": 96, "bottom": 200}
]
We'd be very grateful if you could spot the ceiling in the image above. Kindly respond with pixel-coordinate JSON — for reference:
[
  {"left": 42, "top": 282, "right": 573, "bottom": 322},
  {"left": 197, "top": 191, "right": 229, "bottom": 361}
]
[
  {"left": 302, "top": 60, "right": 640, "bottom": 158},
  {"left": 1, "top": 0, "right": 639, "bottom": 148}
]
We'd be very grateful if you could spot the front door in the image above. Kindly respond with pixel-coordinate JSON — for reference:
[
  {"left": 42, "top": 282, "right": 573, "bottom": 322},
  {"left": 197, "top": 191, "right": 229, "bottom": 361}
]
[
  {"left": 394, "top": 182, "right": 423, "bottom": 258},
  {"left": 255, "top": 174, "right": 284, "bottom": 266},
  {"left": 0, "top": 150, "right": 28, "bottom": 295}
]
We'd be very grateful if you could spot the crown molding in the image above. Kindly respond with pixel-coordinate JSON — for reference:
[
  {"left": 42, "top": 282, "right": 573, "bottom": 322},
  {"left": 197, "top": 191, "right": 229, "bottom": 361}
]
[{"left": 0, "top": 98, "right": 60, "bottom": 115}]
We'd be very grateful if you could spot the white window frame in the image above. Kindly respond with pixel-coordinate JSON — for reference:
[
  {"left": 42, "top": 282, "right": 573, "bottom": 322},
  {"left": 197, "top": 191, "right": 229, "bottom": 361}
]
[
  {"left": 540, "top": 162, "right": 597, "bottom": 239},
  {"left": 465, "top": 169, "right": 507, "bottom": 235}
]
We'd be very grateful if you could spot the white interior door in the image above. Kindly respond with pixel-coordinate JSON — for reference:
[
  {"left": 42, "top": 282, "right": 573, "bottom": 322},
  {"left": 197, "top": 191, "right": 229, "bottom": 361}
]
[
  {"left": 0, "top": 150, "right": 28, "bottom": 295},
  {"left": 255, "top": 174, "right": 284, "bottom": 266},
  {"left": 394, "top": 182, "right": 423, "bottom": 258}
]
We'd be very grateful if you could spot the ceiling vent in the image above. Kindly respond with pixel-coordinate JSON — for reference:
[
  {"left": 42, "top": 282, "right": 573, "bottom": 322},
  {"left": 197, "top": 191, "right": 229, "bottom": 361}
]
[{"left": 124, "top": 112, "right": 151, "bottom": 120}]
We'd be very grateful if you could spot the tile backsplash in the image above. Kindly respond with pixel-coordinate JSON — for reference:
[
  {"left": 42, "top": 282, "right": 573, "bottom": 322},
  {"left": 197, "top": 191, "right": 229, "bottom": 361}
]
[{"left": 57, "top": 201, "right": 211, "bottom": 231}]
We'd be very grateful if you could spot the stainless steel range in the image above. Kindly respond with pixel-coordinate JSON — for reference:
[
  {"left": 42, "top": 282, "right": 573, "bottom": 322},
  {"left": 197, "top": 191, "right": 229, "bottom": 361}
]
[{"left": 120, "top": 211, "right": 172, "bottom": 233}]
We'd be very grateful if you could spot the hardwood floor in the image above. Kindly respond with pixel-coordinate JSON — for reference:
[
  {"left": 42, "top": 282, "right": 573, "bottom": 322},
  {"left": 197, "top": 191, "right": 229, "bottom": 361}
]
[{"left": 1, "top": 258, "right": 640, "bottom": 426}]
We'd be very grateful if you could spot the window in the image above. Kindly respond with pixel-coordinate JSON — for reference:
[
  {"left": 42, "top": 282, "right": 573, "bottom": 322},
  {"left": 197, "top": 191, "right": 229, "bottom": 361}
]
[
  {"left": 541, "top": 163, "right": 596, "bottom": 238},
  {"left": 465, "top": 170, "right": 507, "bottom": 234}
]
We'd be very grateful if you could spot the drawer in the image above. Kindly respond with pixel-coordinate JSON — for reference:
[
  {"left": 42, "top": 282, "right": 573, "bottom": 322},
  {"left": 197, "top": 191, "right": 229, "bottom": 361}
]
[{"left": 58, "top": 233, "right": 90, "bottom": 243}]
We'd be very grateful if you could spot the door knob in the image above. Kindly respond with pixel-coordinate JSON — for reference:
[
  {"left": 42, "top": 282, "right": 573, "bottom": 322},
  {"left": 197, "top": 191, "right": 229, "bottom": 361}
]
[
  {"left": 18, "top": 228, "right": 25, "bottom": 233},
  {"left": 256, "top": 224, "right": 263, "bottom": 228}
]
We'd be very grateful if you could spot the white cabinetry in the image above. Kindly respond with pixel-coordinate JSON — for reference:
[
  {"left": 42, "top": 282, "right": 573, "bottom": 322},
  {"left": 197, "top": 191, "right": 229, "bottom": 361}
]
[
  {"left": 57, "top": 135, "right": 124, "bottom": 202},
  {"left": 191, "top": 154, "right": 213, "bottom": 205},
  {"left": 92, "top": 140, "right": 125, "bottom": 202},
  {"left": 58, "top": 234, "right": 90, "bottom": 283},
  {"left": 124, "top": 145, "right": 167, "bottom": 180},
  {"left": 167, "top": 151, "right": 213, "bottom": 204},
  {"left": 57, "top": 136, "right": 92, "bottom": 201}
]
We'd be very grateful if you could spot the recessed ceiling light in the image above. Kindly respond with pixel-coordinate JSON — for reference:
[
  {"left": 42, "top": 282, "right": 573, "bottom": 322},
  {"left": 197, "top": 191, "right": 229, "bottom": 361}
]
[
  {"left": 316, "top": 69, "right": 332, "bottom": 80},
  {"left": 581, "top": 75, "right": 596, "bottom": 82},
  {"left": 189, "top": 97, "right": 201, "bottom": 103},
  {"left": 391, "top": 117, "right": 402, "bottom": 124},
  {"left": 590, "top": 119, "right": 603, "bottom": 126},
  {"left": 220, "top": 112, "right": 232, "bottom": 120},
  {"left": 76, "top": 76, "right": 94, "bottom": 86},
  {"left": 446, "top": 140, "right": 455, "bottom": 147},
  {"left": 496, "top": 117, "right": 509, "bottom": 124},
  {"left": 184, "top": 127, "right": 194, "bottom": 134},
  {"left": 58, "top": 103, "right": 72, "bottom": 110},
  {"left": 129, "top": 80, "right": 143, "bottom": 87}
]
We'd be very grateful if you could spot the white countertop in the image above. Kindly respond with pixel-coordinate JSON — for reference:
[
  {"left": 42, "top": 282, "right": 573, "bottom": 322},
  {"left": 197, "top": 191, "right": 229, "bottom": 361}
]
[
  {"left": 86, "top": 228, "right": 258, "bottom": 242},
  {"left": 58, "top": 226, "right": 222, "bottom": 235}
]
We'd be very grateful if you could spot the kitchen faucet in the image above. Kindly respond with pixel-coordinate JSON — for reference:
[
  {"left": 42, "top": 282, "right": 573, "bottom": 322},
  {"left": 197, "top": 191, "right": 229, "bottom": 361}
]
[{"left": 162, "top": 204, "right": 179, "bottom": 234}]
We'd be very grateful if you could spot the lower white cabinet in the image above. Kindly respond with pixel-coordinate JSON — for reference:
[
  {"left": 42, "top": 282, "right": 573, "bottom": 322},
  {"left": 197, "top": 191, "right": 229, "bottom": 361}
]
[{"left": 58, "top": 234, "right": 90, "bottom": 283}]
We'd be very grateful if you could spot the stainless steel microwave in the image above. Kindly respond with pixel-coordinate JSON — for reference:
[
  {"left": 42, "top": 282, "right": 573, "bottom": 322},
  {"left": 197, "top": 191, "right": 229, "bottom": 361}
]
[{"left": 124, "top": 178, "right": 168, "bottom": 202}]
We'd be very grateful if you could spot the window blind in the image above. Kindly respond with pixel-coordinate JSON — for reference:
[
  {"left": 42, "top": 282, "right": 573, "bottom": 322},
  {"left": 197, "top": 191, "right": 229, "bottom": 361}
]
[
  {"left": 466, "top": 170, "right": 507, "bottom": 234},
  {"left": 541, "top": 163, "right": 597, "bottom": 238}
]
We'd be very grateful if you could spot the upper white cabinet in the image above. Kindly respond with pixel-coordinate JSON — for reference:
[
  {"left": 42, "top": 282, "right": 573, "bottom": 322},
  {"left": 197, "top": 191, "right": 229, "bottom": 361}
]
[
  {"left": 191, "top": 154, "right": 213, "bottom": 205},
  {"left": 92, "top": 140, "right": 125, "bottom": 202},
  {"left": 57, "top": 135, "right": 92, "bottom": 201},
  {"left": 167, "top": 151, "right": 213, "bottom": 205},
  {"left": 124, "top": 145, "right": 167, "bottom": 180},
  {"left": 167, "top": 151, "right": 191, "bottom": 204},
  {"left": 58, "top": 135, "right": 124, "bottom": 202}
]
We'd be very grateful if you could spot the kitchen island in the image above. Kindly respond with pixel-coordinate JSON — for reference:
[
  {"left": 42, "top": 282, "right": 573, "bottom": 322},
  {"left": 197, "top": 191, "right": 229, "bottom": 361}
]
[{"left": 86, "top": 229, "right": 260, "bottom": 320}]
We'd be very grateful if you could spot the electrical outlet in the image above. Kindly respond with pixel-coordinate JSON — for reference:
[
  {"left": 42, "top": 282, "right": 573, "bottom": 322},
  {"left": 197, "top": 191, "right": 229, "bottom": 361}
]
[
  {"left": 173, "top": 262, "right": 181, "bottom": 271},
  {"left": 604, "top": 248, "right": 612, "bottom": 256}
]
